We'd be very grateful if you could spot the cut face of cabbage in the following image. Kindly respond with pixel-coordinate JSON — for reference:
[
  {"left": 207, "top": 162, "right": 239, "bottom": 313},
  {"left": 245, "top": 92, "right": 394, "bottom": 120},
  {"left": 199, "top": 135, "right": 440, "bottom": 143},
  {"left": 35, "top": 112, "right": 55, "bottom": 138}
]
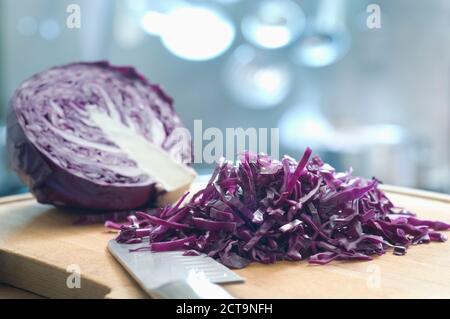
[{"left": 90, "top": 110, "right": 196, "bottom": 192}]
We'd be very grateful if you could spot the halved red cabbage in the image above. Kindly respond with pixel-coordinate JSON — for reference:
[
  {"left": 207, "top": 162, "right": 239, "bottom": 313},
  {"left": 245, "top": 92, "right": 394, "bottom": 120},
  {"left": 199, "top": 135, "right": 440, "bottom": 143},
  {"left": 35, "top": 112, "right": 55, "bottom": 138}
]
[
  {"left": 107, "top": 148, "right": 450, "bottom": 268},
  {"left": 7, "top": 61, "right": 194, "bottom": 210}
]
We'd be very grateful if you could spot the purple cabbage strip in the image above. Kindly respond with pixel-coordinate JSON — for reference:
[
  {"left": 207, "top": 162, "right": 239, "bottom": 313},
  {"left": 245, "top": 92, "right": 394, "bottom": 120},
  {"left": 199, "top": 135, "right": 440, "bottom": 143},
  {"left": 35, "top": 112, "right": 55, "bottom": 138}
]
[{"left": 106, "top": 148, "right": 450, "bottom": 269}]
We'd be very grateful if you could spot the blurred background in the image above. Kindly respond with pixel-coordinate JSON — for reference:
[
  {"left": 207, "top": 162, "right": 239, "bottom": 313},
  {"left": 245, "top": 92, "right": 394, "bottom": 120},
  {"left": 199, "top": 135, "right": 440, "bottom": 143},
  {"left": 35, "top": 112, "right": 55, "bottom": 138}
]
[{"left": 0, "top": 0, "right": 449, "bottom": 195}]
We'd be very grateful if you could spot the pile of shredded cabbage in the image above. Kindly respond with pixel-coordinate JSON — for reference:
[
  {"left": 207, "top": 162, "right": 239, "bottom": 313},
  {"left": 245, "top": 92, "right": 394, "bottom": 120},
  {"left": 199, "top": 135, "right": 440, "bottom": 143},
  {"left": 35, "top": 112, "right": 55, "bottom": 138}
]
[{"left": 106, "top": 148, "right": 450, "bottom": 268}]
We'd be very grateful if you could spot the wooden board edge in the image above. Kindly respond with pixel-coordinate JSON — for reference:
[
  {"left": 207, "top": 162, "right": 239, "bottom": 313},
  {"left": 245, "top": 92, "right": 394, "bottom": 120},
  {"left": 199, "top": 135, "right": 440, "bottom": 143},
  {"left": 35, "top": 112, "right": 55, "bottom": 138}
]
[
  {"left": 0, "top": 283, "right": 44, "bottom": 299},
  {"left": 0, "top": 193, "right": 34, "bottom": 205},
  {"left": 0, "top": 249, "right": 111, "bottom": 299},
  {"left": 380, "top": 185, "right": 450, "bottom": 203}
]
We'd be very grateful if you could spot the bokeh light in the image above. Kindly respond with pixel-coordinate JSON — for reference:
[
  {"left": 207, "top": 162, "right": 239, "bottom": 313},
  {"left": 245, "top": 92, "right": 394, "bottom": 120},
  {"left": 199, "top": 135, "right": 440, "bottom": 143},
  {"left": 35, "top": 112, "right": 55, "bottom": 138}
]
[
  {"left": 140, "top": 10, "right": 167, "bottom": 36},
  {"left": 241, "top": 0, "right": 305, "bottom": 49},
  {"left": 279, "top": 106, "right": 334, "bottom": 150},
  {"left": 157, "top": 6, "right": 235, "bottom": 61},
  {"left": 292, "top": 31, "right": 350, "bottom": 67},
  {"left": 39, "top": 19, "right": 61, "bottom": 41},
  {"left": 224, "top": 45, "right": 292, "bottom": 108}
]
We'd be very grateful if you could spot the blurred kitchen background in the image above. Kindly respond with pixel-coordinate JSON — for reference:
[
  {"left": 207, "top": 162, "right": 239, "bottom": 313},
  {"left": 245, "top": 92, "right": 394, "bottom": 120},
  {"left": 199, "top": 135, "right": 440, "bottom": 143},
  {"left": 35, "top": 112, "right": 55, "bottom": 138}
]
[{"left": 0, "top": 0, "right": 449, "bottom": 195}]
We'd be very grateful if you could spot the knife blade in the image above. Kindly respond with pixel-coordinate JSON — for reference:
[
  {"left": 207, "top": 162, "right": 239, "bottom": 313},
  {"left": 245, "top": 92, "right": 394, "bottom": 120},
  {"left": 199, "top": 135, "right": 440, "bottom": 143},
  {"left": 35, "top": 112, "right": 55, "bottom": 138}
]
[{"left": 108, "top": 239, "right": 244, "bottom": 299}]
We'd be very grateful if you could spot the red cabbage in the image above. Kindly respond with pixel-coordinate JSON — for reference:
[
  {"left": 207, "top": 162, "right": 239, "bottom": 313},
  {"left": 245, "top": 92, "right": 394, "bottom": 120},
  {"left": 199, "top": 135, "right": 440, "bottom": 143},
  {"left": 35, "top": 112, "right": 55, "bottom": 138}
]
[
  {"left": 107, "top": 148, "right": 450, "bottom": 268},
  {"left": 7, "top": 61, "right": 193, "bottom": 210}
]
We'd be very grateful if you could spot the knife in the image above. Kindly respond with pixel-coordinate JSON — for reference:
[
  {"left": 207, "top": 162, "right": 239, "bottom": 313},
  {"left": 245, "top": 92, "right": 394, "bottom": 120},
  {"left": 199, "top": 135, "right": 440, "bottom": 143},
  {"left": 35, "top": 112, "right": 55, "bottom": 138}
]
[{"left": 108, "top": 240, "right": 244, "bottom": 299}]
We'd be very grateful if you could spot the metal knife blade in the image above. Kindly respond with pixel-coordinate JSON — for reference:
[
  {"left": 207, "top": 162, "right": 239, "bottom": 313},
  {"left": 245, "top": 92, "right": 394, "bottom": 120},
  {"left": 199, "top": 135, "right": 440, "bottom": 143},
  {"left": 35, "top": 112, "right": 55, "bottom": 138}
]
[{"left": 108, "top": 240, "right": 244, "bottom": 299}]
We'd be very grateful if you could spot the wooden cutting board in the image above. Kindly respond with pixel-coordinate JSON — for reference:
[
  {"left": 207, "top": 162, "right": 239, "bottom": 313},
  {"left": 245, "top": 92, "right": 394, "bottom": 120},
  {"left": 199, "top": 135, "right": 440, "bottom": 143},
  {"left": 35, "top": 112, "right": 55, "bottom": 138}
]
[
  {"left": 0, "top": 185, "right": 449, "bottom": 299},
  {"left": 0, "top": 283, "right": 43, "bottom": 299}
]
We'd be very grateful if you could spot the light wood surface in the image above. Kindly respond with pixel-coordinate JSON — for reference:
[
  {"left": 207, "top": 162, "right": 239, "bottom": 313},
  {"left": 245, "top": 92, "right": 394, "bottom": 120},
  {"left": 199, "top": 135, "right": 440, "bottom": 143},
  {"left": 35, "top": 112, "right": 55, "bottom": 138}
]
[{"left": 0, "top": 186, "right": 449, "bottom": 299}]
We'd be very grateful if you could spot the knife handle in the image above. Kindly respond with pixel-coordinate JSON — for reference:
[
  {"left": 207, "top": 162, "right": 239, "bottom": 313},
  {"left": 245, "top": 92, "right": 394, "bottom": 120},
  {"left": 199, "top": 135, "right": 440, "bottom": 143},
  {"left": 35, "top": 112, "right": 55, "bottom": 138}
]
[{"left": 151, "top": 280, "right": 235, "bottom": 299}]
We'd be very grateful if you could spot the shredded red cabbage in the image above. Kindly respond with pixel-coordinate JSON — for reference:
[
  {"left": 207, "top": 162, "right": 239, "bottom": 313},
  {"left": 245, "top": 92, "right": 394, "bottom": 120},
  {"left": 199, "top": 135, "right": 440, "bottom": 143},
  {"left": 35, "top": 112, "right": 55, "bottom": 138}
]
[{"left": 106, "top": 148, "right": 450, "bottom": 268}]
